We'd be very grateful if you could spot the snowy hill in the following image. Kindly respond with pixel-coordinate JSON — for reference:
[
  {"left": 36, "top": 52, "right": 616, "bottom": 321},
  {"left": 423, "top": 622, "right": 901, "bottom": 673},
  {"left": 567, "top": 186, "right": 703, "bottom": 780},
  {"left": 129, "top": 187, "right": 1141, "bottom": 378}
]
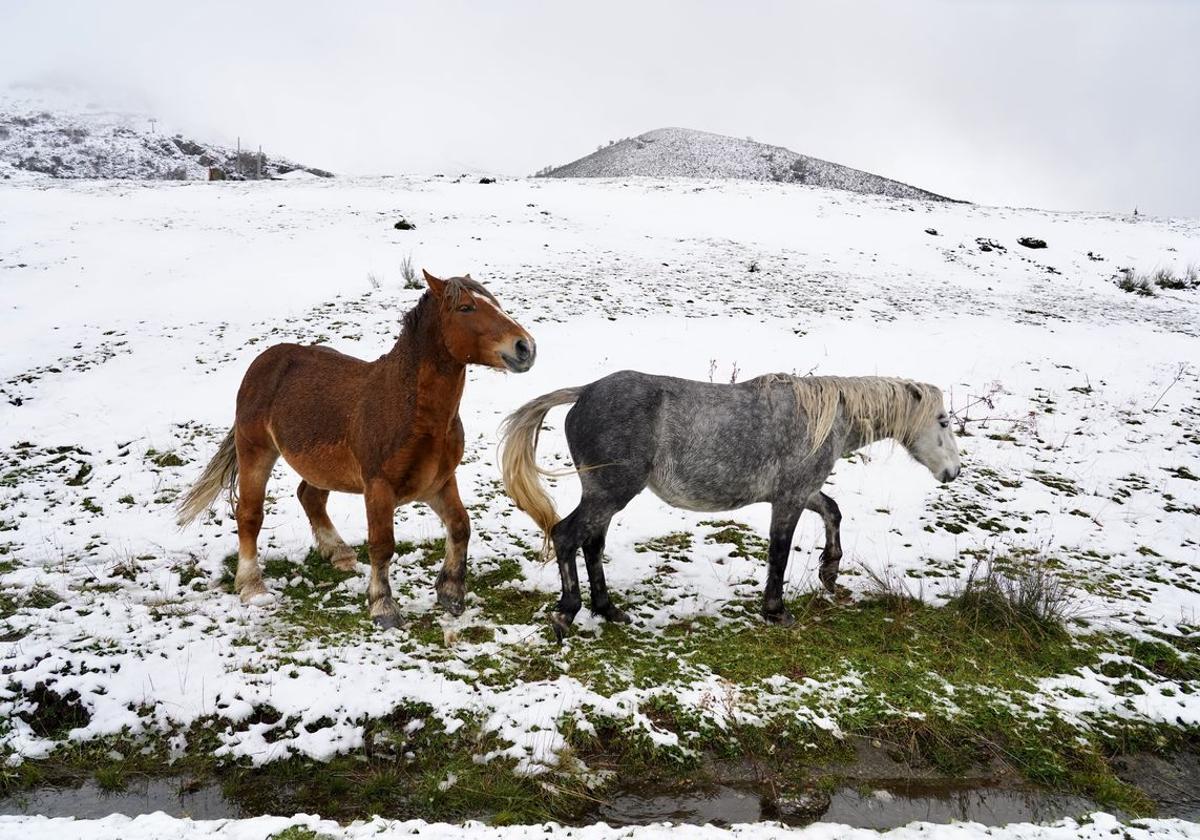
[
  {"left": 0, "top": 95, "right": 333, "bottom": 181},
  {"left": 539, "top": 127, "right": 955, "bottom": 201}
]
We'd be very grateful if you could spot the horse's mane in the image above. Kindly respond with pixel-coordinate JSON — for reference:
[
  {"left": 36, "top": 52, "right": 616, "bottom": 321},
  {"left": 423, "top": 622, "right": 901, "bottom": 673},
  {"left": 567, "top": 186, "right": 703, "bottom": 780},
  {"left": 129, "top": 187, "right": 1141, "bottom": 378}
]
[{"left": 782, "top": 375, "right": 944, "bottom": 452}]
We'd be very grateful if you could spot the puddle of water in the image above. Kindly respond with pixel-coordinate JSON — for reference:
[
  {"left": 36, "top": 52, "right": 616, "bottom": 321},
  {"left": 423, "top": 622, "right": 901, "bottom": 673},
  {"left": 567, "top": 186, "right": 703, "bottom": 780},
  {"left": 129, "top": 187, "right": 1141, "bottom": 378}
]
[
  {"left": 823, "top": 784, "right": 1102, "bottom": 830},
  {"left": 1114, "top": 750, "right": 1200, "bottom": 820},
  {"left": 591, "top": 781, "right": 1103, "bottom": 828},
  {"left": 0, "top": 776, "right": 1114, "bottom": 829},
  {"left": 595, "top": 785, "right": 762, "bottom": 826},
  {"left": 0, "top": 778, "right": 238, "bottom": 821}
]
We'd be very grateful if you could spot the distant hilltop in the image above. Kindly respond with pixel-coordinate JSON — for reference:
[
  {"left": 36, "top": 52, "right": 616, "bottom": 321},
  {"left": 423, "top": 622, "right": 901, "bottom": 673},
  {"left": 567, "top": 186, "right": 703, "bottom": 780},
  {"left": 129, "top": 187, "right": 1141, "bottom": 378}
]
[
  {"left": 0, "top": 93, "right": 332, "bottom": 182},
  {"left": 536, "top": 127, "right": 957, "bottom": 202}
]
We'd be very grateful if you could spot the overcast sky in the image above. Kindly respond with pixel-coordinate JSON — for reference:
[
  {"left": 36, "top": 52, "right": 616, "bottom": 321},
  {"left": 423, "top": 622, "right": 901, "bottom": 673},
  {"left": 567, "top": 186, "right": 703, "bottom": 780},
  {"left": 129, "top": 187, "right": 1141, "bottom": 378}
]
[{"left": 2, "top": 1, "right": 1198, "bottom": 215}]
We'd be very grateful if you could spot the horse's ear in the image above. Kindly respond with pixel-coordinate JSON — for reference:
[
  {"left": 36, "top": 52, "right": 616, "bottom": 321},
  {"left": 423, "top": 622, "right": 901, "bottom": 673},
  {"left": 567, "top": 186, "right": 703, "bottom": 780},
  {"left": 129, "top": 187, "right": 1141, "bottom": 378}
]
[
  {"left": 906, "top": 382, "right": 923, "bottom": 401},
  {"left": 423, "top": 269, "right": 447, "bottom": 296}
]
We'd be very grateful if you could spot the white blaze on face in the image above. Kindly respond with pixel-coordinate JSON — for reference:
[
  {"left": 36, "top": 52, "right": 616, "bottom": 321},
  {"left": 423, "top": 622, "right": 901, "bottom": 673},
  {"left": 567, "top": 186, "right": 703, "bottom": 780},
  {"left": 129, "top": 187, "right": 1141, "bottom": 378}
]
[{"left": 476, "top": 294, "right": 524, "bottom": 335}]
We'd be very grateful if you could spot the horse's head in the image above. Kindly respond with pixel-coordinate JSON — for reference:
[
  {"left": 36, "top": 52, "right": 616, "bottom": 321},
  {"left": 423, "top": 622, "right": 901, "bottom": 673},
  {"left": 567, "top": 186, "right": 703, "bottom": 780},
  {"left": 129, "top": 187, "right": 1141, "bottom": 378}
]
[
  {"left": 424, "top": 270, "right": 536, "bottom": 372},
  {"left": 901, "top": 385, "right": 961, "bottom": 483}
]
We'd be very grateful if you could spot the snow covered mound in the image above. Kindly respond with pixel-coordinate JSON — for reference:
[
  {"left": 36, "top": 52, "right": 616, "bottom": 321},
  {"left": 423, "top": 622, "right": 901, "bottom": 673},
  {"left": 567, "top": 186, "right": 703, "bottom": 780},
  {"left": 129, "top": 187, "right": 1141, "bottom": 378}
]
[
  {"left": 0, "top": 96, "right": 333, "bottom": 181},
  {"left": 539, "top": 127, "right": 955, "bottom": 201}
]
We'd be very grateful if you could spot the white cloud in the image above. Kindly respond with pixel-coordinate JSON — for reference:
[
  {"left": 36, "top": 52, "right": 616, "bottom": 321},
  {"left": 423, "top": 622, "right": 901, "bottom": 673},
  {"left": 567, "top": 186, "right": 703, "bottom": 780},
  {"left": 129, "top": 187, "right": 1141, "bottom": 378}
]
[{"left": 1, "top": 0, "right": 1196, "bottom": 215}]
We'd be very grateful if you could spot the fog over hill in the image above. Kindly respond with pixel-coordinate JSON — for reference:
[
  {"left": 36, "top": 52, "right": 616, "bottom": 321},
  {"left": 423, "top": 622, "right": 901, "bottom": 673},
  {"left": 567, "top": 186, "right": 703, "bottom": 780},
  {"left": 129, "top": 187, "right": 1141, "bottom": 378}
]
[
  {"left": 539, "top": 127, "right": 957, "bottom": 202},
  {"left": 0, "top": 92, "right": 332, "bottom": 182}
]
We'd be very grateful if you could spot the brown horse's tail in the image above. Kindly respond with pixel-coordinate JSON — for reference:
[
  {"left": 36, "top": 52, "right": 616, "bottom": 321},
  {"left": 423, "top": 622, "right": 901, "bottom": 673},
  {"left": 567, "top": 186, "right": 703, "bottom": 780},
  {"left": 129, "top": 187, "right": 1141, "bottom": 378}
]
[
  {"left": 176, "top": 428, "right": 238, "bottom": 527},
  {"left": 499, "top": 387, "right": 583, "bottom": 559}
]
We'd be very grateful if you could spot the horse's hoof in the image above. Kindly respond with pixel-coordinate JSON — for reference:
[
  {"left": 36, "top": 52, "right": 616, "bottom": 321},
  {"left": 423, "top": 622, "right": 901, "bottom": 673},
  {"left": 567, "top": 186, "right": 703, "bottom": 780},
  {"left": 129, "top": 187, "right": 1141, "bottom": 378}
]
[
  {"left": 238, "top": 581, "right": 271, "bottom": 604},
  {"left": 373, "top": 612, "right": 402, "bottom": 630},
  {"left": 819, "top": 564, "right": 841, "bottom": 594},
  {"left": 436, "top": 592, "right": 466, "bottom": 617},
  {"left": 330, "top": 548, "right": 358, "bottom": 572},
  {"left": 549, "top": 612, "right": 573, "bottom": 643},
  {"left": 763, "top": 609, "right": 796, "bottom": 627},
  {"left": 595, "top": 603, "right": 632, "bottom": 624}
]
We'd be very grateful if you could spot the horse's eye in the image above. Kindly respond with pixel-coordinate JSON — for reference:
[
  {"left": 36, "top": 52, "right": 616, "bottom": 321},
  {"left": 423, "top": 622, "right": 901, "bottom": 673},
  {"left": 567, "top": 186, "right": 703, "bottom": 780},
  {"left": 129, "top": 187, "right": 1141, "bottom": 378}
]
[
  {"left": 457, "top": 304, "right": 475, "bottom": 313},
  {"left": 939, "top": 417, "right": 950, "bottom": 429}
]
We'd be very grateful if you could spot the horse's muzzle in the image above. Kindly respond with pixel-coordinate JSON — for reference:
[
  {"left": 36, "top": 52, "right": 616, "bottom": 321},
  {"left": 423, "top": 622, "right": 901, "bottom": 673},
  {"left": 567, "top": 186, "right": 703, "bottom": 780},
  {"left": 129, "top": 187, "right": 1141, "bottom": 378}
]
[
  {"left": 501, "top": 338, "right": 536, "bottom": 373},
  {"left": 939, "top": 465, "right": 961, "bottom": 483}
]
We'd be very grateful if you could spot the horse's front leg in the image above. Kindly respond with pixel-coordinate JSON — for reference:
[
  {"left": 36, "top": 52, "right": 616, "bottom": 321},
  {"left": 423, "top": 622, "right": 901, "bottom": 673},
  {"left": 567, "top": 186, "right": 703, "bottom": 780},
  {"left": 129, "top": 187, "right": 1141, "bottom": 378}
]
[
  {"left": 427, "top": 476, "right": 470, "bottom": 617},
  {"left": 364, "top": 479, "right": 403, "bottom": 629},
  {"left": 762, "top": 502, "right": 802, "bottom": 626},
  {"left": 804, "top": 491, "right": 843, "bottom": 593}
]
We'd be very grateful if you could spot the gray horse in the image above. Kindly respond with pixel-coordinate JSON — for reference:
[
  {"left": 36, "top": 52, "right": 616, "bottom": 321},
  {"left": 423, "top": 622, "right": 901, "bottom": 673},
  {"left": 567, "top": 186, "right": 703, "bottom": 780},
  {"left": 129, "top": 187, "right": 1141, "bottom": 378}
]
[{"left": 500, "top": 371, "right": 961, "bottom": 639}]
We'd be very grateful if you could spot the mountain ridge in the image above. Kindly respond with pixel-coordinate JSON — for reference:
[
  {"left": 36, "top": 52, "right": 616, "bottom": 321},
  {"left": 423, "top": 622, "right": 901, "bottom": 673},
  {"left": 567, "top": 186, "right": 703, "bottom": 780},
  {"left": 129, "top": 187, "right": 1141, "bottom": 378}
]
[{"left": 0, "top": 94, "right": 332, "bottom": 181}]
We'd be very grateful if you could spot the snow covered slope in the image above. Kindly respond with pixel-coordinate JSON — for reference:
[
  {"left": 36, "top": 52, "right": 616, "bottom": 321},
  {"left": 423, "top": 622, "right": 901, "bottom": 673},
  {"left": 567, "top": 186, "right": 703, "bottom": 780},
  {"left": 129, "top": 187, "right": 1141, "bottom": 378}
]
[
  {"left": 539, "top": 127, "right": 955, "bottom": 201},
  {"left": 4, "top": 811, "right": 1199, "bottom": 840},
  {"left": 0, "top": 94, "right": 332, "bottom": 181},
  {"left": 0, "top": 174, "right": 1198, "bottom": 787}
]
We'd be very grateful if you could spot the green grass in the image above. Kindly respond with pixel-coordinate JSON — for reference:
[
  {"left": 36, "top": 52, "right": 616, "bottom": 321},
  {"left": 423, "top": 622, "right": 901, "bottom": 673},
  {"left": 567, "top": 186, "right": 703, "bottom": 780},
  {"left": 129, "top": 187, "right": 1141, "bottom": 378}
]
[{"left": 5, "top": 524, "right": 1196, "bottom": 824}]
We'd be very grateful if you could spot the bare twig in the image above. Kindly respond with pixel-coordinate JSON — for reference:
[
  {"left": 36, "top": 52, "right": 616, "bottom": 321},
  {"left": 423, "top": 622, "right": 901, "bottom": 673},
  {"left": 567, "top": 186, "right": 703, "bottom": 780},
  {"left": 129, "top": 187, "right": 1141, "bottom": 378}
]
[{"left": 1148, "top": 362, "right": 1188, "bottom": 412}]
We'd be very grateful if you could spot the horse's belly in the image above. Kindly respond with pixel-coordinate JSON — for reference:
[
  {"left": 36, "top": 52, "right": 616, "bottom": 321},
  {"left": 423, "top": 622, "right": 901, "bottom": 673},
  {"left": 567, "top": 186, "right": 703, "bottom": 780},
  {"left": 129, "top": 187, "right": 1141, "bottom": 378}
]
[
  {"left": 280, "top": 445, "right": 364, "bottom": 493},
  {"left": 646, "top": 464, "right": 763, "bottom": 512}
]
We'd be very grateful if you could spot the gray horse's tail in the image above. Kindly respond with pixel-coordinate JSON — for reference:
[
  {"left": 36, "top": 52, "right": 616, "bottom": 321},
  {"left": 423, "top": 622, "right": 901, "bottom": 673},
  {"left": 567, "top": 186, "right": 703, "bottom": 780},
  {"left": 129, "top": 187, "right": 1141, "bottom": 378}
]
[
  {"left": 176, "top": 428, "right": 238, "bottom": 527},
  {"left": 499, "top": 387, "right": 583, "bottom": 559}
]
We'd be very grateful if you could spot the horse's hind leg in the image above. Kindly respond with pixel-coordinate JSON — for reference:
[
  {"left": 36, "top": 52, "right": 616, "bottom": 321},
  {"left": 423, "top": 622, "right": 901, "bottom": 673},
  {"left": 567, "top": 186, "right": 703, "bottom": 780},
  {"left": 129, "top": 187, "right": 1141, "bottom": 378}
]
[
  {"left": 805, "top": 491, "right": 843, "bottom": 593},
  {"left": 762, "top": 502, "right": 802, "bottom": 625},
  {"left": 551, "top": 474, "right": 643, "bottom": 639},
  {"left": 298, "top": 481, "right": 357, "bottom": 571},
  {"left": 581, "top": 511, "right": 630, "bottom": 624},
  {"left": 234, "top": 436, "right": 278, "bottom": 603},
  {"left": 426, "top": 476, "right": 470, "bottom": 617},
  {"left": 549, "top": 508, "right": 585, "bottom": 640}
]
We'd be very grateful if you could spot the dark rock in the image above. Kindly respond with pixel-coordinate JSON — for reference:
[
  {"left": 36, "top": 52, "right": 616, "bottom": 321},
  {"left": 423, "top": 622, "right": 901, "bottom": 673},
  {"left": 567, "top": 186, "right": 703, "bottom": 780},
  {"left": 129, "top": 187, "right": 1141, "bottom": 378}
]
[
  {"left": 172, "top": 136, "right": 205, "bottom": 156},
  {"left": 479, "top": 177, "right": 495, "bottom": 184},
  {"left": 925, "top": 228, "right": 938, "bottom": 236},
  {"left": 763, "top": 788, "right": 832, "bottom": 822},
  {"left": 394, "top": 219, "right": 416, "bottom": 231},
  {"left": 1018, "top": 237, "right": 1047, "bottom": 249},
  {"left": 975, "top": 237, "right": 1005, "bottom": 253}
]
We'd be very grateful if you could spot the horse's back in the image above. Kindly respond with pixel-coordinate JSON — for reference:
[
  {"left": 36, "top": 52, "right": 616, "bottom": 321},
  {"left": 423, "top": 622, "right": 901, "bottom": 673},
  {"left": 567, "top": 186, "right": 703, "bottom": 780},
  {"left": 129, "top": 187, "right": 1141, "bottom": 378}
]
[
  {"left": 236, "top": 343, "right": 372, "bottom": 478},
  {"left": 567, "top": 371, "right": 823, "bottom": 510}
]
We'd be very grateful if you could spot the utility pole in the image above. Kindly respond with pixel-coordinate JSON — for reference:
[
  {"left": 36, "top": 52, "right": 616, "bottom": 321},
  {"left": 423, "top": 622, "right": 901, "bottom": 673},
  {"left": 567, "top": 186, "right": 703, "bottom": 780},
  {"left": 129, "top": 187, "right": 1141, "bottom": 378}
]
[{"left": 257, "top": 144, "right": 262, "bottom": 180}]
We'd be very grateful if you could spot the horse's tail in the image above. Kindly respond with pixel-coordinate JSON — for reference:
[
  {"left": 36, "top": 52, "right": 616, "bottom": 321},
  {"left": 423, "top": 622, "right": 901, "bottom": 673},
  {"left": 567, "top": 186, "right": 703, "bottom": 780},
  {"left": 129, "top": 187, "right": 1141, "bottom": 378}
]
[
  {"left": 176, "top": 428, "right": 239, "bottom": 527},
  {"left": 499, "top": 387, "right": 583, "bottom": 559}
]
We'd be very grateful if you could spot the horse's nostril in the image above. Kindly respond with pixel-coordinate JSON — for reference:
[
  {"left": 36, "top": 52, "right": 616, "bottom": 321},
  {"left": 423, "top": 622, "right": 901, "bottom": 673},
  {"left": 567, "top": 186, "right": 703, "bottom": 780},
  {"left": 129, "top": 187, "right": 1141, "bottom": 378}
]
[{"left": 515, "top": 339, "right": 531, "bottom": 361}]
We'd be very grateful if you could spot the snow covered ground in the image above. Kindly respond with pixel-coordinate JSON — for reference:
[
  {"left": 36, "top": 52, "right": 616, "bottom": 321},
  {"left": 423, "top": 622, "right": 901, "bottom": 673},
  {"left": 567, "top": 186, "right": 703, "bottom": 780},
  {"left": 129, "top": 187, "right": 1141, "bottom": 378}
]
[
  {"left": 5, "top": 811, "right": 1200, "bottom": 840},
  {"left": 1, "top": 174, "right": 1198, "bottom": 831}
]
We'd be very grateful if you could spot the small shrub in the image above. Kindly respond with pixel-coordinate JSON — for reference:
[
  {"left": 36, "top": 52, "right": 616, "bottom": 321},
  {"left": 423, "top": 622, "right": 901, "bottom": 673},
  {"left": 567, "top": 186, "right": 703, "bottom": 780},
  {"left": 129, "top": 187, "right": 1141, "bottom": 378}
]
[
  {"left": 401, "top": 253, "right": 420, "bottom": 289},
  {"left": 1152, "top": 265, "right": 1199, "bottom": 290},
  {"left": 747, "top": 259, "right": 760, "bottom": 273},
  {"left": 1115, "top": 268, "right": 1154, "bottom": 296},
  {"left": 366, "top": 272, "right": 381, "bottom": 291},
  {"left": 951, "top": 557, "right": 1074, "bottom": 642},
  {"left": 393, "top": 218, "right": 416, "bottom": 231}
]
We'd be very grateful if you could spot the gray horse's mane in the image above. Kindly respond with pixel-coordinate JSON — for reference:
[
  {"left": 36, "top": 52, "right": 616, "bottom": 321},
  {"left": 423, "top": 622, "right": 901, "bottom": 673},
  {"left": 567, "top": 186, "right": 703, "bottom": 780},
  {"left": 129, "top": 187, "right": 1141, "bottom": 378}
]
[{"left": 773, "top": 375, "right": 945, "bottom": 452}]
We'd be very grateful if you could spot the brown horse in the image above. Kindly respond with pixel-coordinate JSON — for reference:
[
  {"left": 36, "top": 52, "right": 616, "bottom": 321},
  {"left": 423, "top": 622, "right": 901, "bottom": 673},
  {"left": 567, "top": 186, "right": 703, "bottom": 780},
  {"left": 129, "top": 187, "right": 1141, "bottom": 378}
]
[{"left": 177, "top": 271, "right": 535, "bottom": 628}]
